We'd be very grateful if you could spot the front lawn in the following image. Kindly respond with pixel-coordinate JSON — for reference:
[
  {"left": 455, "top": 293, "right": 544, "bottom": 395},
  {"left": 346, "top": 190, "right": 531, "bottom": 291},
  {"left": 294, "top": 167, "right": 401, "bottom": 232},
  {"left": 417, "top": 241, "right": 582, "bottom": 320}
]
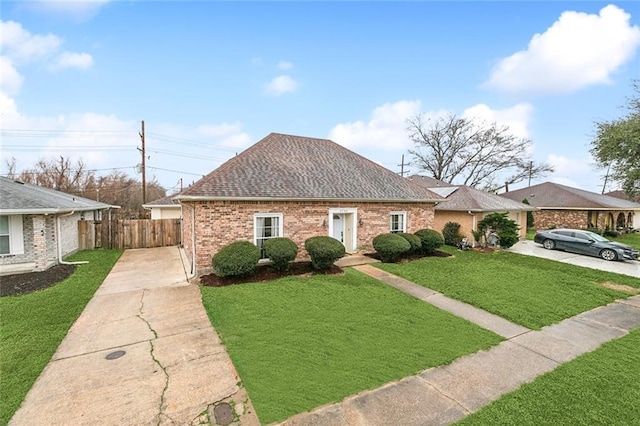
[
  {"left": 610, "top": 231, "right": 640, "bottom": 250},
  {"left": 0, "top": 250, "right": 122, "bottom": 426},
  {"left": 201, "top": 268, "right": 502, "bottom": 424},
  {"left": 458, "top": 327, "right": 640, "bottom": 425},
  {"left": 375, "top": 247, "right": 637, "bottom": 329}
]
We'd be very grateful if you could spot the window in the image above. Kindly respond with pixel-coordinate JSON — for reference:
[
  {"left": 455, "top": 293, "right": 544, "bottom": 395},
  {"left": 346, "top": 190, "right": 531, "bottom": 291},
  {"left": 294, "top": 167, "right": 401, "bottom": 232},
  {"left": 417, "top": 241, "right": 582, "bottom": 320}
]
[
  {"left": 254, "top": 213, "right": 283, "bottom": 259},
  {"left": 390, "top": 212, "right": 406, "bottom": 233},
  {"left": 0, "top": 216, "right": 9, "bottom": 254},
  {"left": 0, "top": 215, "right": 24, "bottom": 255}
]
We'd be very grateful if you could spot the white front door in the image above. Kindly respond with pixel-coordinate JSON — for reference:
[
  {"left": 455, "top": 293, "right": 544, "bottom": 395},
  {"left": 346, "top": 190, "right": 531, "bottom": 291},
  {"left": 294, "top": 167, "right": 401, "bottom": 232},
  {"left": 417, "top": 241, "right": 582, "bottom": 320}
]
[{"left": 332, "top": 214, "right": 344, "bottom": 242}]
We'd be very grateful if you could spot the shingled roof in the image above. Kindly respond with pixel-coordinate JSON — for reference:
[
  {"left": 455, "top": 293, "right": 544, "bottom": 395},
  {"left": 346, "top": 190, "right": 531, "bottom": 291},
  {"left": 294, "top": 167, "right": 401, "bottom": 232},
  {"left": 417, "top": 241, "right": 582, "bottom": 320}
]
[
  {"left": 500, "top": 182, "right": 640, "bottom": 210},
  {"left": 176, "top": 133, "right": 443, "bottom": 202},
  {"left": 142, "top": 195, "right": 181, "bottom": 208},
  {"left": 0, "top": 176, "right": 116, "bottom": 214},
  {"left": 409, "top": 175, "right": 536, "bottom": 212}
]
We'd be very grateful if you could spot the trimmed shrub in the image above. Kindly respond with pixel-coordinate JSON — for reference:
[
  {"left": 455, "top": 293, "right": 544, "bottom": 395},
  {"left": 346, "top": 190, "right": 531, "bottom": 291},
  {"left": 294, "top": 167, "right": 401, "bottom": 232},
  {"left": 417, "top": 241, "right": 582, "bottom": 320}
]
[
  {"left": 373, "top": 233, "right": 411, "bottom": 263},
  {"left": 442, "top": 222, "right": 464, "bottom": 246},
  {"left": 396, "top": 232, "right": 422, "bottom": 253},
  {"left": 211, "top": 241, "right": 260, "bottom": 277},
  {"left": 264, "top": 237, "right": 298, "bottom": 272},
  {"left": 414, "top": 229, "right": 445, "bottom": 254},
  {"left": 304, "top": 236, "right": 345, "bottom": 270},
  {"left": 603, "top": 230, "right": 620, "bottom": 238}
]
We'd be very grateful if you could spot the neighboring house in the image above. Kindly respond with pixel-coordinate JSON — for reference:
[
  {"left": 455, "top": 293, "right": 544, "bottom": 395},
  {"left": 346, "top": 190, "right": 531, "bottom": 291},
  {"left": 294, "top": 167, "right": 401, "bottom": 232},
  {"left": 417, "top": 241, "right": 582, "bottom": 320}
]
[
  {"left": 500, "top": 182, "right": 640, "bottom": 231},
  {"left": 0, "top": 176, "right": 116, "bottom": 275},
  {"left": 175, "top": 133, "right": 444, "bottom": 275},
  {"left": 409, "top": 175, "right": 536, "bottom": 243},
  {"left": 142, "top": 195, "right": 182, "bottom": 219},
  {"left": 605, "top": 190, "right": 640, "bottom": 229}
]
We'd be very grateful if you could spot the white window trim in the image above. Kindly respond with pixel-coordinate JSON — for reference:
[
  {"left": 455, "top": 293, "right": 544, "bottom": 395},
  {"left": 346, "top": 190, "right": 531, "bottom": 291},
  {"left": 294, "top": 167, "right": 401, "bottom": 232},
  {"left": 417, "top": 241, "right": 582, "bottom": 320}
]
[
  {"left": 0, "top": 215, "right": 24, "bottom": 256},
  {"left": 390, "top": 211, "right": 407, "bottom": 233},
  {"left": 253, "top": 213, "right": 284, "bottom": 259}
]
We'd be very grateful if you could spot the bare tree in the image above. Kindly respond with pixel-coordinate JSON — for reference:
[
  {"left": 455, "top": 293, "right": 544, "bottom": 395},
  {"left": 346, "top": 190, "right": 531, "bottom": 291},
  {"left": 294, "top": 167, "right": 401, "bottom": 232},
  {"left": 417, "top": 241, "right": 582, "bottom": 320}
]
[
  {"left": 11, "top": 156, "right": 96, "bottom": 196},
  {"left": 407, "top": 113, "right": 553, "bottom": 191}
]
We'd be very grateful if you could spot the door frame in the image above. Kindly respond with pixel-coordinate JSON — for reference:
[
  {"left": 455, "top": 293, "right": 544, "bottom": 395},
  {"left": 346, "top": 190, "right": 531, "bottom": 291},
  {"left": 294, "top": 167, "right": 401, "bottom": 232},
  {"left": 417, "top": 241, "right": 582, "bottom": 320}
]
[{"left": 328, "top": 208, "right": 357, "bottom": 253}]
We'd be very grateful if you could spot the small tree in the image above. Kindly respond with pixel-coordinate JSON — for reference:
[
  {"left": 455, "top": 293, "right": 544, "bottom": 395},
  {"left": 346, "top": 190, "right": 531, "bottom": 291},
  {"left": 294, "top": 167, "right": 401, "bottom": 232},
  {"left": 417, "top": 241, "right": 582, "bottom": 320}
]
[
  {"left": 476, "top": 213, "right": 520, "bottom": 249},
  {"left": 442, "top": 222, "right": 464, "bottom": 246}
]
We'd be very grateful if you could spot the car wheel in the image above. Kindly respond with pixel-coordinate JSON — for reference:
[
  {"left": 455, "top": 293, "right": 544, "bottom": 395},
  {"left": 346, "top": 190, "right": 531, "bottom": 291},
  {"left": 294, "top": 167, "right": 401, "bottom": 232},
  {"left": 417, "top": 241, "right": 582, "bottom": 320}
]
[
  {"left": 542, "top": 239, "right": 555, "bottom": 250},
  {"left": 600, "top": 249, "right": 617, "bottom": 261}
]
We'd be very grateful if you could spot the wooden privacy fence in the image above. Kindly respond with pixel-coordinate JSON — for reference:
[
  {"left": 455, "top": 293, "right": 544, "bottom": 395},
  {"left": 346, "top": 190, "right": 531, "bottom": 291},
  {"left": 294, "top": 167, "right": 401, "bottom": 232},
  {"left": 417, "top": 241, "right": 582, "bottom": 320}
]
[{"left": 78, "top": 219, "right": 181, "bottom": 250}]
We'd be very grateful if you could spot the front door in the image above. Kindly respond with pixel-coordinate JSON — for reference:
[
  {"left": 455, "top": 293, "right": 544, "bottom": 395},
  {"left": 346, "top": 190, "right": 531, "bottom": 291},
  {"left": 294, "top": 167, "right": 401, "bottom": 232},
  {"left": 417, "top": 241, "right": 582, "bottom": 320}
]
[{"left": 332, "top": 214, "right": 344, "bottom": 242}]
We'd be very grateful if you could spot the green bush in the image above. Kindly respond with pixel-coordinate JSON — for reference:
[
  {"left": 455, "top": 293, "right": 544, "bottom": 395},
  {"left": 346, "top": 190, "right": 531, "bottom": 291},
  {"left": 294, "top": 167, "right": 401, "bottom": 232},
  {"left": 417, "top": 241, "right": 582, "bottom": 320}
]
[
  {"left": 603, "top": 230, "right": 620, "bottom": 238},
  {"left": 476, "top": 212, "right": 520, "bottom": 249},
  {"left": 264, "top": 237, "right": 298, "bottom": 272},
  {"left": 373, "top": 233, "right": 411, "bottom": 263},
  {"left": 442, "top": 222, "right": 464, "bottom": 246},
  {"left": 304, "top": 236, "right": 345, "bottom": 270},
  {"left": 212, "top": 241, "right": 260, "bottom": 277},
  {"left": 396, "top": 232, "right": 422, "bottom": 253},
  {"left": 414, "top": 229, "right": 445, "bottom": 254}
]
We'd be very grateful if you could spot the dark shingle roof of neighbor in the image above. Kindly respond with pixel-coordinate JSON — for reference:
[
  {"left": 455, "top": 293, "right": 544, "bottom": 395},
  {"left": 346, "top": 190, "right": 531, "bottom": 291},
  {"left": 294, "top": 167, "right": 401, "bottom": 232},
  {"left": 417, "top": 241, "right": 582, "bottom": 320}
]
[
  {"left": 500, "top": 182, "right": 640, "bottom": 210},
  {"left": 142, "top": 195, "right": 181, "bottom": 207},
  {"left": 605, "top": 190, "right": 640, "bottom": 203},
  {"left": 0, "top": 176, "right": 116, "bottom": 213},
  {"left": 176, "top": 133, "right": 444, "bottom": 202},
  {"left": 409, "top": 175, "right": 536, "bottom": 212}
]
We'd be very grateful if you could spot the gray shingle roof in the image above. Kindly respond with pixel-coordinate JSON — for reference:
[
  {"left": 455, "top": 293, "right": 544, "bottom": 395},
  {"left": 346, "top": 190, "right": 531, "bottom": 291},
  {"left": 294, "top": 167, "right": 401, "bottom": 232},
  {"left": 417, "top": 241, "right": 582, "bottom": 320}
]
[
  {"left": 500, "top": 182, "right": 640, "bottom": 210},
  {"left": 176, "top": 133, "right": 443, "bottom": 202},
  {"left": 142, "top": 195, "right": 181, "bottom": 207},
  {"left": 409, "top": 175, "right": 536, "bottom": 212},
  {"left": 0, "top": 176, "right": 116, "bottom": 214}
]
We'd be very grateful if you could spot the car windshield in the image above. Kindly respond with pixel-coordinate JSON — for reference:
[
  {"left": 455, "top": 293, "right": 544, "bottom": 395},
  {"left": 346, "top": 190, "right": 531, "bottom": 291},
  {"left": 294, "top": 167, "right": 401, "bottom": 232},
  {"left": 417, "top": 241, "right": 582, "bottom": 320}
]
[{"left": 584, "top": 232, "right": 609, "bottom": 242}]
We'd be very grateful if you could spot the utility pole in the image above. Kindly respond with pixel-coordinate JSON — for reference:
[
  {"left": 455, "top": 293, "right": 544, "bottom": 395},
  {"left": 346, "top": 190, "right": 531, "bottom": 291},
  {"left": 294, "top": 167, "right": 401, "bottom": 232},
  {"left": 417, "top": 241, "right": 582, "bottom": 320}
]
[
  {"left": 137, "top": 120, "right": 146, "bottom": 204},
  {"left": 398, "top": 154, "right": 410, "bottom": 176},
  {"left": 601, "top": 163, "right": 611, "bottom": 194}
]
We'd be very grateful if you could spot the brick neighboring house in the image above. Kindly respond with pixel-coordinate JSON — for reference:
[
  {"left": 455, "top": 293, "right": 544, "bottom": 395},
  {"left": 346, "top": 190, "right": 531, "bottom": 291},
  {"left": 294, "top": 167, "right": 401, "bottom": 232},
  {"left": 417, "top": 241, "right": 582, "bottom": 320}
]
[
  {"left": 606, "top": 190, "right": 640, "bottom": 229},
  {"left": 409, "top": 175, "right": 537, "bottom": 244},
  {"left": 174, "top": 133, "right": 444, "bottom": 276},
  {"left": 142, "top": 195, "right": 182, "bottom": 219},
  {"left": 500, "top": 182, "right": 640, "bottom": 231},
  {"left": 0, "top": 176, "right": 116, "bottom": 275}
]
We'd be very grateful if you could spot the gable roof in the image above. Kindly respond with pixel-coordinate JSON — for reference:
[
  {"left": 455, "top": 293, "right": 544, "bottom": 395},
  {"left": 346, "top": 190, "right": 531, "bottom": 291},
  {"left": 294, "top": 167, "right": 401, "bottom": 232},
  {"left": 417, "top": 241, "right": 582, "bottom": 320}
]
[
  {"left": 500, "top": 182, "right": 640, "bottom": 210},
  {"left": 0, "top": 176, "right": 116, "bottom": 214},
  {"left": 176, "top": 133, "right": 444, "bottom": 202},
  {"left": 142, "top": 195, "right": 181, "bottom": 208},
  {"left": 409, "top": 175, "right": 536, "bottom": 212}
]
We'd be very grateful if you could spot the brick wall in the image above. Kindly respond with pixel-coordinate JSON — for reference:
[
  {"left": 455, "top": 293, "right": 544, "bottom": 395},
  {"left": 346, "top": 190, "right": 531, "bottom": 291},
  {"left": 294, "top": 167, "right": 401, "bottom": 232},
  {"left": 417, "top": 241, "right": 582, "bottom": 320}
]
[
  {"left": 183, "top": 200, "right": 435, "bottom": 275},
  {"left": 534, "top": 209, "right": 635, "bottom": 230},
  {"left": 59, "top": 212, "right": 81, "bottom": 258}
]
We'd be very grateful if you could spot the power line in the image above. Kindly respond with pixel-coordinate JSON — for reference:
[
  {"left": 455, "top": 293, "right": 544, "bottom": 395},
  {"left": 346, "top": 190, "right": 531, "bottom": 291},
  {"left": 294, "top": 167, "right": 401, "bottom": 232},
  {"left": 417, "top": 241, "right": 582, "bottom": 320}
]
[{"left": 146, "top": 165, "right": 205, "bottom": 177}]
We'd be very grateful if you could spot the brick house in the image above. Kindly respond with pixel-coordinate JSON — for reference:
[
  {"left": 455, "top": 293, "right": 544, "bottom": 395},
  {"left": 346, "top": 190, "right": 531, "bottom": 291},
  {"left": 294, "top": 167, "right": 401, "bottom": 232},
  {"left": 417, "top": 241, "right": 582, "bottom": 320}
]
[
  {"left": 174, "top": 133, "right": 444, "bottom": 276},
  {"left": 409, "top": 175, "right": 537, "bottom": 244},
  {"left": 0, "top": 176, "right": 116, "bottom": 275},
  {"left": 500, "top": 182, "right": 640, "bottom": 231}
]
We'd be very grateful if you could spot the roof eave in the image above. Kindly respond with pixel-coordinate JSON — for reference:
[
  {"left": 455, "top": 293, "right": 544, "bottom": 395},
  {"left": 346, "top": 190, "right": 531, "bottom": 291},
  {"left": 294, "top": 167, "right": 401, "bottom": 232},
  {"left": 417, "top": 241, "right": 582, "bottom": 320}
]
[{"left": 0, "top": 206, "right": 117, "bottom": 215}]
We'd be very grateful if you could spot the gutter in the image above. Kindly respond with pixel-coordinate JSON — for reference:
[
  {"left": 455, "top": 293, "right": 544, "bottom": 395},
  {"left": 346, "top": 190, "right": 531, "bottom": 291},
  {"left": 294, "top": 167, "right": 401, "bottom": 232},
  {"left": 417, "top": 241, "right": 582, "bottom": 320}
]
[
  {"left": 174, "top": 195, "right": 447, "bottom": 203},
  {"left": 56, "top": 211, "right": 89, "bottom": 266}
]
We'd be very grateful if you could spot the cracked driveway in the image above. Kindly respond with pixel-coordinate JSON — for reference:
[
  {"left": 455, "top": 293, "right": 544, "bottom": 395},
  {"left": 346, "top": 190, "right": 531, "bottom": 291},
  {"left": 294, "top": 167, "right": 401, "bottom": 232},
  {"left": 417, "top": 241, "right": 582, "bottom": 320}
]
[{"left": 10, "top": 247, "right": 255, "bottom": 426}]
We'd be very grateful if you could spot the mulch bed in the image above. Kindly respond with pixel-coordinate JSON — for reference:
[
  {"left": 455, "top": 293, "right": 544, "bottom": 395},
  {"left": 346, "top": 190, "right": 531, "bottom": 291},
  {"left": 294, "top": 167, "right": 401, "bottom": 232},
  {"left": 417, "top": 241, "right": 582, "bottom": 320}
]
[
  {"left": 364, "top": 250, "right": 452, "bottom": 262},
  {"left": 0, "top": 264, "right": 76, "bottom": 297},
  {"left": 200, "top": 261, "right": 344, "bottom": 287}
]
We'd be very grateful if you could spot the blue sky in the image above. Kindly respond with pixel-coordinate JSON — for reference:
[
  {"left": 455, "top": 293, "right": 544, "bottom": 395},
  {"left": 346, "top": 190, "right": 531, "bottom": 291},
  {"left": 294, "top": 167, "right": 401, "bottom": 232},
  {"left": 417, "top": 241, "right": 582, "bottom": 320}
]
[{"left": 1, "top": 1, "right": 639, "bottom": 196}]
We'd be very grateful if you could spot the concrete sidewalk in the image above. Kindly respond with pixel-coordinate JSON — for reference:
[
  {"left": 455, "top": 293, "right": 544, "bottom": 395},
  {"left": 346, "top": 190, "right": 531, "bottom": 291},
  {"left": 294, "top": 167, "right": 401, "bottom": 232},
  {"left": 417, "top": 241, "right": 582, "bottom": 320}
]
[
  {"left": 279, "top": 266, "right": 640, "bottom": 426},
  {"left": 10, "top": 247, "right": 259, "bottom": 426}
]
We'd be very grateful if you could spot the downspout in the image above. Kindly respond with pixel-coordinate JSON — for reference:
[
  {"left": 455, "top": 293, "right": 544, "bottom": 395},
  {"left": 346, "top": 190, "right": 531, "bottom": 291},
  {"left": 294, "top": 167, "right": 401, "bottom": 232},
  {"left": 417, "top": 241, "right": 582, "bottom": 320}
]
[
  {"left": 57, "top": 211, "right": 89, "bottom": 265},
  {"left": 468, "top": 211, "right": 477, "bottom": 247},
  {"left": 191, "top": 203, "right": 196, "bottom": 275}
]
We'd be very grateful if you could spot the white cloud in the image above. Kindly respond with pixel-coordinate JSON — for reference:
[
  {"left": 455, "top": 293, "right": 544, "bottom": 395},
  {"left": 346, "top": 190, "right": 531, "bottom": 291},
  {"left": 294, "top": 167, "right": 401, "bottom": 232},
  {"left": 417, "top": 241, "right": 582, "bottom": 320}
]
[
  {"left": 0, "top": 20, "right": 61, "bottom": 64},
  {"left": 544, "top": 154, "right": 598, "bottom": 190},
  {"left": 0, "top": 91, "right": 18, "bottom": 115},
  {"left": 485, "top": 5, "right": 640, "bottom": 94},
  {"left": 264, "top": 75, "right": 298, "bottom": 96},
  {"left": 50, "top": 52, "right": 93, "bottom": 70},
  {"left": 329, "top": 100, "right": 423, "bottom": 150},
  {"left": 195, "top": 122, "right": 252, "bottom": 148},
  {"left": 277, "top": 61, "right": 293, "bottom": 70},
  {"left": 463, "top": 103, "right": 533, "bottom": 139},
  {"left": 0, "top": 57, "right": 24, "bottom": 96}
]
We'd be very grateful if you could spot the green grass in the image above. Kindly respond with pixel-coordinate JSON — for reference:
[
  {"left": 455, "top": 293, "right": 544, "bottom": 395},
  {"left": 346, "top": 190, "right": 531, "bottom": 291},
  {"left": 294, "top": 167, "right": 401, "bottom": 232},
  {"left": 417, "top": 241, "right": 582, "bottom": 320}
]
[
  {"left": 201, "top": 268, "right": 503, "bottom": 424},
  {"left": 0, "top": 250, "right": 122, "bottom": 426},
  {"left": 458, "top": 327, "right": 640, "bottom": 425},
  {"left": 375, "top": 247, "right": 638, "bottom": 329}
]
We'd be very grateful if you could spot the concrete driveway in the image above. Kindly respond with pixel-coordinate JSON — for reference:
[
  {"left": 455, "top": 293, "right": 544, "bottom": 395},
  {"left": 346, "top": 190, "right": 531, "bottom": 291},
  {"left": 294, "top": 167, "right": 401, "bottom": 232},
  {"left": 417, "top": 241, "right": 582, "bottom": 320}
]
[
  {"left": 508, "top": 240, "right": 640, "bottom": 278},
  {"left": 10, "top": 247, "right": 259, "bottom": 426}
]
